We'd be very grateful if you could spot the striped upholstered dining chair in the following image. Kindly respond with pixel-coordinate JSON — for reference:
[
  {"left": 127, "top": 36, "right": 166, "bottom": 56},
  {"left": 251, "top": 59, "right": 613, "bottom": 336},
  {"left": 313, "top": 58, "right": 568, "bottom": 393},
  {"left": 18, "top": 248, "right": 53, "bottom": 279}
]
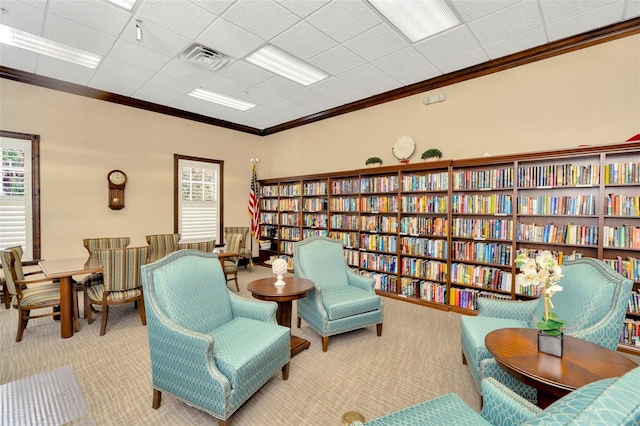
[
  {"left": 77, "top": 237, "right": 130, "bottom": 318},
  {"left": 223, "top": 233, "right": 243, "bottom": 291},
  {"left": 145, "top": 233, "right": 180, "bottom": 262},
  {"left": 0, "top": 246, "right": 79, "bottom": 341},
  {"left": 224, "top": 226, "right": 252, "bottom": 271},
  {"left": 85, "top": 246, "right": 149, "bottom": 336},
  {"left": 176, "top": 239, "right": 216, "bottom": 252}
]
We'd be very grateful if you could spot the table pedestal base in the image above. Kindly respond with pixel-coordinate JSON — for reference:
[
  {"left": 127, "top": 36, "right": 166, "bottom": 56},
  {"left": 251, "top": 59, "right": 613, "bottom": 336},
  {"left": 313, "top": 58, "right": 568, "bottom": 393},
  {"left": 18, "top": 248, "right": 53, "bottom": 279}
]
[{"left": 291, "top": 335, "right": 310, "bottom": 356}]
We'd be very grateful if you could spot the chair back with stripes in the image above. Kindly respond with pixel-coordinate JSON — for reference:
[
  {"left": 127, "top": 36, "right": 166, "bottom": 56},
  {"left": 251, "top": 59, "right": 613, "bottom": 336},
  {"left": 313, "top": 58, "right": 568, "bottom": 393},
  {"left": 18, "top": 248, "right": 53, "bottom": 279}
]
[
  {"left": 0, "top": 247, "right": 24, "bottom": 297},
  {"left": 96, "top": 247, "right": 149, "bottom": 292},
  {"left": 83, "top": 237, "right": 130, "bottom": 256},
  {"left": 176, "top": 240, "right": 216, "bottom": 252},
  {"left": 145, "top": 234, "right": 180, "bottom": 260},
  {"left": 224, "top": 227, "right": 249, "bottom": 250},
  {"left": 225, "top": 233, "right": 243, "bottom": 254}
]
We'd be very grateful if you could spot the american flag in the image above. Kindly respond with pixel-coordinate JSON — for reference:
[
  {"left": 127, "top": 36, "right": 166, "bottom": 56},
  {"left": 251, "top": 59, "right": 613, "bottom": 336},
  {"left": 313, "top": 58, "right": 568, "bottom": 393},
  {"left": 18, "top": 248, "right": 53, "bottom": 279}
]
[{"left": 248, "top": 164, "right": 259, "bottom": 240}]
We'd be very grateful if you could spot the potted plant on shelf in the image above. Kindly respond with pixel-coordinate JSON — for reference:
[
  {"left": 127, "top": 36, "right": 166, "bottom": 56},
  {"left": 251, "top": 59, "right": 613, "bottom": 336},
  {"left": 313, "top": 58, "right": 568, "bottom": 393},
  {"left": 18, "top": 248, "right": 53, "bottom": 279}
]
[
  {"left": 421, "top": 148, "right": 443, "bottom": 162},
  {"left": 515, "top": 250, "right": 567, "bottom": 357},
  {"left": 365, "top": 157, "right": 383, "bottom": 167}
]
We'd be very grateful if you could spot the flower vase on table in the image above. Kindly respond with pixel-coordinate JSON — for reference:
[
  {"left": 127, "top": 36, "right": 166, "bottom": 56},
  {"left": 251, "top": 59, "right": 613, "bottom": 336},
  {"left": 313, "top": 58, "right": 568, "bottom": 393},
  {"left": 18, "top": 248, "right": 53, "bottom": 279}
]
[{"left": 515, "top": 250, "right": 567, "bottom": 357}]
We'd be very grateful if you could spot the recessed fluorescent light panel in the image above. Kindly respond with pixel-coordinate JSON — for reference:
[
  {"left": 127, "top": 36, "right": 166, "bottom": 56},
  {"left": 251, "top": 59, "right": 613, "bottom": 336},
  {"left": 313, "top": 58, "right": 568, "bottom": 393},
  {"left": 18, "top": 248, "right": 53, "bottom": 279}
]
[
  {"left": 105, "top": 0, "right": 137, "bottom": 10},
  {"left": 0, "top": 24, "right": 102, "bottom": 68},
  {"left": 368, "top": 0, "right": 459, "bottom": 42},
  {"left": 188, "top": 88, "right": 257, "bottom": 111},
  {"left": 246, "top": 45, "right": 328, "bottom": 86}
]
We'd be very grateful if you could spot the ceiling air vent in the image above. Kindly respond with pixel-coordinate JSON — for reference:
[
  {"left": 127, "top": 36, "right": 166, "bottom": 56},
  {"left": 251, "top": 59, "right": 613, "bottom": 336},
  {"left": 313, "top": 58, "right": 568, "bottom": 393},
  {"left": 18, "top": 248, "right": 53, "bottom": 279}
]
[{"left": 180, "top": 44, "right": 229, "bottom": 71}]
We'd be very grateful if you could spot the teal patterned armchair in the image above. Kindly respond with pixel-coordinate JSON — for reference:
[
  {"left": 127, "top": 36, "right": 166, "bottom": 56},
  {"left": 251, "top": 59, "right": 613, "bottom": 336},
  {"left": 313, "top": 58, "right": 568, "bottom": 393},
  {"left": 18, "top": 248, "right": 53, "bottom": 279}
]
[
  {"left": 460, "top": 258, "right": 633, "bottom": 402},
  {"left": 293, "top": 236, "right": 383, "bottom": 352},
  {"left": 141, "top": 250, "right": 291, "bottom": 426},
  {"left": 367, "top": 366, "right": 640, "bottom": 425}
]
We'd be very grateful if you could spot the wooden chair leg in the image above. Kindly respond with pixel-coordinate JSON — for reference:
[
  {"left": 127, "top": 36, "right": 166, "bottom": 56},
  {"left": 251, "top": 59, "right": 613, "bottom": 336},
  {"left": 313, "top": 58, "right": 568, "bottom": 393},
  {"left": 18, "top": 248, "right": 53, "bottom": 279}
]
[
  {"left": 297, "top": 316, "right": 301, "bottom": 328},
  {"left": 16, "top": 308, "right": 28, "bottom": 342},
  {"left": 138, "top": 298, "right": 147, "bottom": 325},
  {"left": 2, "top": 281, "right": 10, "bottom": 309},
  {"left": 234, "top": 276, "right": 239, "bottom": 292},
  {"left": 72, "top": 292, "right": 79, "bottom": 333},
  {"left": 462, "top": 351, "right": 467, "bottom": 365},
  {"left": 218, "top": 418, "right": 230, "bottom": 426},
  {"left": 282, "top": 362, "right": 289, "bottom": 381},
  {"left": 322, "top": 336, "right": 329, "bottom": 352},
  {"left": 87, "top": 300, "right": 93, "bottom": 324},
  {"left": 376, "top": 323, "right": 383, "bottom": 336},
  {"left": 99, "top": 305, "right": 109, "bottom": 336},
  {"left": 152, "top": 389, "right": 162, "bottom": 409}
]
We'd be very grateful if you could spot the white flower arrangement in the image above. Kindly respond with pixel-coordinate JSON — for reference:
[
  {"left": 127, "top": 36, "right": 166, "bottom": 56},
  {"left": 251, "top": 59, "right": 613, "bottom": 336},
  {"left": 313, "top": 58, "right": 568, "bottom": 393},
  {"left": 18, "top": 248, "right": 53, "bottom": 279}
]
[{"left": 515, "top": 250, "right": 566, "bottom": 336}]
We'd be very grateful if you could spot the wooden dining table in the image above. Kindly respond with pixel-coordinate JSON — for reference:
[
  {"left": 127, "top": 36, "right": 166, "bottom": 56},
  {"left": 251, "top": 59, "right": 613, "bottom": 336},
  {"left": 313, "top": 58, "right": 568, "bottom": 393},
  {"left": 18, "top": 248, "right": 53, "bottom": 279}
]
[{"left": 38, "top": 257, "right": 102, "bottom": 338}]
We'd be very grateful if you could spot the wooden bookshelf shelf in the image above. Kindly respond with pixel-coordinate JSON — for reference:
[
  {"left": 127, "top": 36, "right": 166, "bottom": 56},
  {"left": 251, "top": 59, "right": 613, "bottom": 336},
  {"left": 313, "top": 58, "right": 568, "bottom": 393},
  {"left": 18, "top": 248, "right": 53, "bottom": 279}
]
[{"left": 258, "top": 141, "right": 640, "bottom": 354}]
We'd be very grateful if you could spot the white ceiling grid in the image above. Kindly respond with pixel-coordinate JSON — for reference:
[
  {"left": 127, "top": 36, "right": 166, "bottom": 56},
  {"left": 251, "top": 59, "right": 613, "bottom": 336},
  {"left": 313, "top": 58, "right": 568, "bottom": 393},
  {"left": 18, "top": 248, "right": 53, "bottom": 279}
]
[{"left": 0, "top": 0, "right": 638, "bottom": 131}]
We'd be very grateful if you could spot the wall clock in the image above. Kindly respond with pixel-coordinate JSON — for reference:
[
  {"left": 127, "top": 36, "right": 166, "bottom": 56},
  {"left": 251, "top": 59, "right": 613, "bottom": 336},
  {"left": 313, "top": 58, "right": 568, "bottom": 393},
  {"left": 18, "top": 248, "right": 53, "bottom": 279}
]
[
  {"left": 107, "top": 170, "right": 127, "bottom": 210},
  {"left": 392, "top": 136, "right": 416, "bottom": 164}
]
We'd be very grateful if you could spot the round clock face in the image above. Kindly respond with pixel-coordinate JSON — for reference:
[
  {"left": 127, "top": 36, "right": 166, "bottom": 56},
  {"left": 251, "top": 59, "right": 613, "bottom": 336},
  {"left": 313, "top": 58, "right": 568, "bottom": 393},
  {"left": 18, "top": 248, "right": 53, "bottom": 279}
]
[
  {"left": 392, "top": 136, "right": 416, "bottom": 160},
  {"left": 108, "top": 170, "right": 126, "bottom": 185}
]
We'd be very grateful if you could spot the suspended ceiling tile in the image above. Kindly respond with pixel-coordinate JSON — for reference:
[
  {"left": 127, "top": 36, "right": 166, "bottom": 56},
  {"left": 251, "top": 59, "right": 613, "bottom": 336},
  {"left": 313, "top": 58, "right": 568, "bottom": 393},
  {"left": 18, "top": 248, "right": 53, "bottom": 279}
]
[
  {"left": 331, "top": 87, "right": 370, "bottom": 104},
  {"left": 44, "top": 13, "right": 115, "bottom": 56},
  {"left": 197, "top": 18, "right": 265, "bottom": 60},
  {"left": 0, "top": 44, "right": 37, "bottom": 73},
  {"left": 216, "top": 60, "right": 273, "bottom": 87},
  {"left": 167, "top": 94, "right": 213, "bottom": 114},
  {"left": 434, "top": 48, "right": 489, "bottom": 74},
  {"left": 132, "top": 84, "right": 182, "bottom": 106},
  {"left": 276, "top": 0, "right": 330, "bottom": 18},
  {"left": 625, "top": 1, "right": 640, "bottom": 18},
  {"left": 546, "top": 2, "right": 627, "bottom": 41},
  {"left": 198, "top": 103, "right": 240, "bottom": 120},
  {"left": 159, "top": 58, "right": 216, "bottom": 85},
  {"left": 361, "top": 78, "right": 403, "bottom": 96},
  {"left": 136, "top": 0, "right": 215, "bottom": 39},
  {"left": 98, "top": 57, "right": 157, "bottom": 84},
  {"left": 235, "top": 86, "right": 279, "bottom": 105},
  {"left": 343, "top": 23, "right": 410, "bottom": 62},
  {"left": 338, "top": 63, "right": 390, "bottom": 88},
  {"left": 189, "top": 0, "right": 235, "bottom": 16},
  {"left": 35, "top": 55, "right": 95, "bottom": 85},
  {"left": 89, "top": 71, "right": 143, "bottom": 97},
  {"left": 108, "top": 39, "right": 172, "bottom": 72},
  {"left": 414, "top": 26, "right": 481, "bottom": 64},
  {"left": 539, "top": 0, "right": 621, "bottom": 23},
  {"left": 484, "top": 27, "right": 547, "bottom": 60},
  {"left": 47, "top": 0, "right": 131, "bottom": 37},
  {"left": 254, "top": 75, "right": 303, "bottom": 96},
  {"left": 305, "top": 0, "right": 382, "bottom": 43},
  {"left": 451, "top": 0, "right": 521, "bottom": 23},
  {"left": 121, "top": 19, "right": 191, "bottom": 57},
  {"left": 372, "top": 47, "right": 430, "bottom": 78},
  {"left": 285, "top": 87, "right": 333, "bottom": 106},
  {"left": 0, "top": 0, "right": 45, "bottom": 34},
  {"left": 309, "top": 77, "right": 356, "bottom": 98},
  {"left": 394, "top": 64, "right": 441, "bottom": 86},
  {"left": 467, "top": 1, "right": 543, "bottom": 46},
  {"left": 222, "top": 0, "right": 298, "bottom": 40},
  {"left": 264, "top": 96, "right": 305, "bottom": 113},
  {"left": 145, "top": 73, "right": 198, "bottom": 94},
  {"left": 199, "top": 74, "right": 251, "bottom": 96},
  {"left": 308, "top": 45, "right": 365, "bottom": 76},
  {"left": 271, "top": 21, "right": 337, "bottom": 60}
]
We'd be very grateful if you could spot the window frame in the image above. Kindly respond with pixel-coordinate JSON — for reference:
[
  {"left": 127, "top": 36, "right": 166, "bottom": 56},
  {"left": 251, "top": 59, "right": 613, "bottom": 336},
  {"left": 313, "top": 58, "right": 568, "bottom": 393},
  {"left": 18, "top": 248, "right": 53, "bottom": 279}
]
[
  {"left": 0, "top": 130, "right": 41, "bottom": 261},
  {"left": 173, "top": 154, "right": 224, "bottom": 244}
]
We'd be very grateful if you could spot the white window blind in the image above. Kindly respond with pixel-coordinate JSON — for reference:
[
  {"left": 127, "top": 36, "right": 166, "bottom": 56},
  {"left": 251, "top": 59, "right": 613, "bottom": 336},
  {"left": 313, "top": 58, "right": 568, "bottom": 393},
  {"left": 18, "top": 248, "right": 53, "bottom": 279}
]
[
  {"left": 178, "top": 159, "right": 220, "bottom": 243},
  {"left": 0, "top": 136, "right": 33, "bottom": 260}
]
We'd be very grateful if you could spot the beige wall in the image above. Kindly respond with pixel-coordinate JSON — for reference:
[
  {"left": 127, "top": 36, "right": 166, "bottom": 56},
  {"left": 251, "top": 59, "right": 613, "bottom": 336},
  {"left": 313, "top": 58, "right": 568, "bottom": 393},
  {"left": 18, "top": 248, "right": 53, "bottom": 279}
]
[{"left": 1, "top": 34, "right": 638, "bottom": 260}]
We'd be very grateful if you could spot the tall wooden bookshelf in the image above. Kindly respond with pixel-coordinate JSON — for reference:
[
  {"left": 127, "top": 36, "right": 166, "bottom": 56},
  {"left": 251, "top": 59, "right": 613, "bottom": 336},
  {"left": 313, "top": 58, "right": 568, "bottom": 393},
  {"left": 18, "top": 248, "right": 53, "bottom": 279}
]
[{"left": 257, "top": 142, "right": 640, "bottom": 355}]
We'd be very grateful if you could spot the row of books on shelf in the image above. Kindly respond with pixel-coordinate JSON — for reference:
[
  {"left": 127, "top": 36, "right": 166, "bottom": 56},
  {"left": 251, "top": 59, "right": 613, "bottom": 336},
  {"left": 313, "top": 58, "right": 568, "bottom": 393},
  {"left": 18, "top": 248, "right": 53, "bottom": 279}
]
[
  {"left": 400, "top": 259, "right": 447, "bottom": 281},
  {"left": 451, "top": 218, "right": 513, "bottom": 240},
  {"left": 361, "top": 176, "right": 399, "bottom": 193},
  {"left": 518, "top": 195, "right": 596, "bottom": 216},
  {"left": 401, "top": 195, "right": 448, "bottom": 213},
  {"left": 451, "top": 194, "right": 512, "bottom": 215},
  {"left": 278, "top": 199, "right": 300, "bottom": 210},
  {"left": 603, "top": 257, "right": 640, "bottom": 281},
  {"left": 397, "top": 278, "right": 446, "bottom": 302},
  {"left": 303, "top": 213, "right": 327, "bottom": 228},
  {"left": 452, "top": 168, "right": 514, "bottom": 190},
  {"left": 604, "top": 194, "right": 640, "bottom": 216},
  {"left": 361, "top": 215, "right": 398, "bottom": 233},
  {"left": 361, "top": 234, "right": 398, "bottom": 253},
  {"left": 360, "top": 196, "right": 398, "bottom": 213},
  {"left": 400, "top": 237, "right": 447, "bottom": 258},
  {"left": 602, "top": 225, "right": 640, "bottom": 249},
  {"left": 450, "top": 264, "right": 512, "bottom": 291},
  {"left": 627, "top": 289, "right": 640, "bottom": 314},
  {"left": 605, "top": 162, "right": 640, "bottom": 185},
  {"left": 331, "top": 179, "right": 359, "bottom": 195},
  {"left": 399, "top": 217, "right": 448, "bottom": 237},
  {"left": 361, "top": 253, "right": 397, "bottom": 273},
  {"left": 517, "top": 163, "right": 600, "bottom": 188},
  {"left": 516, "top": 222, "right": 598, "bottom": 245},
  {"left": 330, "top": 197, "right": 359, "bottom": 212},
  {"left": 402, "top": 172, "right": 448, "bottom": 192},
  {"left": 330, "top": 215, "right": 359, "bottom": 230},
  {"left": 620, "top": 319, "right": 640, "bottom": 347},
  {"left": 303, "top": 198, "right": 328, "bottom": 211},
  {"left": 449, "top": 288, "right": 512, "bottom": 310},
  {"left": 360, "top": 271, "right": 397, "bottom": 293},
  {"left": 451, "top": 241, "right": 513, "bottom": 266},
  {"left": 303, "top": 181, "right": 327, "bottom": 195},
  {"left": 278, "top": 184, "right": 302, "bottom": 197}
]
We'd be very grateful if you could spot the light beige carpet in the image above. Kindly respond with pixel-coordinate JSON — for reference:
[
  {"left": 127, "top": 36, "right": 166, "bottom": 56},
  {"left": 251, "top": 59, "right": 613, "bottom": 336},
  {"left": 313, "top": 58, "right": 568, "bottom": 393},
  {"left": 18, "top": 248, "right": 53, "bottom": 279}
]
[{"left": 0, "top": 266, "right": 637, "bottom": 425}]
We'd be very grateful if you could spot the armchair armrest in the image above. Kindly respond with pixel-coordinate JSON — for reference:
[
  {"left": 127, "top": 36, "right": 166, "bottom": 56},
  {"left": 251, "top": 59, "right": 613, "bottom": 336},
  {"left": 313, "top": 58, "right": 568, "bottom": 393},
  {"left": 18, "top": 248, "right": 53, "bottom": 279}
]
[
  {"left": 477, "top": 298, "right": 538, "bottom": 321},
  {"left": 346, "top": 269, "right": 375, "bottom": 292},
  {"left": 16, "top": 275, "right": 55, "bottom": 286},
  {"left": 480, "top": 378, "right": 540, "bottom": 424},
  {"left": 229, "top": 292, "right": 278, "bottom": 323}
]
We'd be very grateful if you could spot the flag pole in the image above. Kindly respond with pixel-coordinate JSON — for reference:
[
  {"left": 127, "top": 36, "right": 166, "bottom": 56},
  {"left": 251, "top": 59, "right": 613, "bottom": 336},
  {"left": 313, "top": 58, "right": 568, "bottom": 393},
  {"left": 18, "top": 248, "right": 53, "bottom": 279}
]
[{"left": 248, "top": 158, "right": 260, "bottom": 267}]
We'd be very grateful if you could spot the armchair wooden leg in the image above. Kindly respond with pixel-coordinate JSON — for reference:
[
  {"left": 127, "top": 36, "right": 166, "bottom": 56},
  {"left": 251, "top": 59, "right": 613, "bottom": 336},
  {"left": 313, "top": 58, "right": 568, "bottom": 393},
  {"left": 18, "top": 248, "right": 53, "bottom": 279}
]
[
  {"left": 99, "top": 305, "right": 109, "bottom": 336},
  {"left": 322, "top": 336, "right": 329, "bottom": 352},
  {"left": 138, "top": 297, "right": 147, "bottom": 325},
  {"left": 16, "top": 309, "right": 28, "bottom": 342},
  {"left": 234, "top": 277, "right": 239, "bottom": 292},
  {"left": 282, "top": 362, "right": 289, "bottom": 381},
  {"left": 376, "top": 323, "right": 383, "bottom": 336},
  {"left": 152, "top": 389, "right": 162, "bottom": 409},
  {"left": 2, "top": 281, "right": 10, "bottom": 309},
  {"left": 72, "top": 291, "right": 79, "bottom": 333},
  {"left": 297, "top": 316, "right": 301, "bottom": 328},
  {"left": 462, "top": 351, "right": 467, "bottom": 365},
  {"left": 218, "top": 419, "right": 230, "bottom": 426}
]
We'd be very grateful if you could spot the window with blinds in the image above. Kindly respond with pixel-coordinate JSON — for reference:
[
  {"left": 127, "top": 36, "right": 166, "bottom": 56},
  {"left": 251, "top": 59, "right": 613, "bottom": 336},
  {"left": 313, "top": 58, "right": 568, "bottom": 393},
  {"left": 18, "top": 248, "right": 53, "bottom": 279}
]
[
  {"left": 176, "top": 156, "right": 223, "bottom": 244},
  {"left": 0, "top": 135, "right": 34, "bottom": 260}
]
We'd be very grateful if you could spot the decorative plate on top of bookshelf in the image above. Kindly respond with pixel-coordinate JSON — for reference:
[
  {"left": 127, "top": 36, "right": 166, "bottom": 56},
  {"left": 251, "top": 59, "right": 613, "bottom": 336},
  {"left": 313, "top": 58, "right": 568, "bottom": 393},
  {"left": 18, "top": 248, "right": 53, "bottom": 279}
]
[{"left": 392, "top": 135, "right": 415, "bottom": 164}]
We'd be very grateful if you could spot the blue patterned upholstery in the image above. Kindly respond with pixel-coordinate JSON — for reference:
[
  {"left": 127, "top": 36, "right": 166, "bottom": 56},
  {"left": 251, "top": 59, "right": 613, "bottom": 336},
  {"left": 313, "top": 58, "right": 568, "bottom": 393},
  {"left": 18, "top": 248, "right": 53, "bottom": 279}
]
[
  {"left": 460, "top": 258, "right": 633, "bottom": 400},
  {"left": 293, "top": 236, "right": 383, "bottom": 352},
  {"left": 140, "top": 250, "right": 291, "bottom": 425},
  {"left": 368, "top": 367, "right": 640, "bottom": 426}
]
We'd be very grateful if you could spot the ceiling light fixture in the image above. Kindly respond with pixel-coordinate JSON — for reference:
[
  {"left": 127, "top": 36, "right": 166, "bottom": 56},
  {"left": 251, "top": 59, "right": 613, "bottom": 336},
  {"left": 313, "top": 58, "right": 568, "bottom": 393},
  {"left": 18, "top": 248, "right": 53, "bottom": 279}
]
[
  {"left": 135, "top": 19, "right": 142, "bottom": 42},
  {"left": 105, "top": 0, "right": 137, "bottom": 10},
  {"left": 188, "top": 88, "right": 257, "bottom": 111},
  {"left": 246, "top": 45, "right": 328, "bottom": 86},
  {"left": 367, "top": 0, "right": 459, "bottom": 42},
  {"left": 0, "top": 24, "right": 101, "bottom": 68}
]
